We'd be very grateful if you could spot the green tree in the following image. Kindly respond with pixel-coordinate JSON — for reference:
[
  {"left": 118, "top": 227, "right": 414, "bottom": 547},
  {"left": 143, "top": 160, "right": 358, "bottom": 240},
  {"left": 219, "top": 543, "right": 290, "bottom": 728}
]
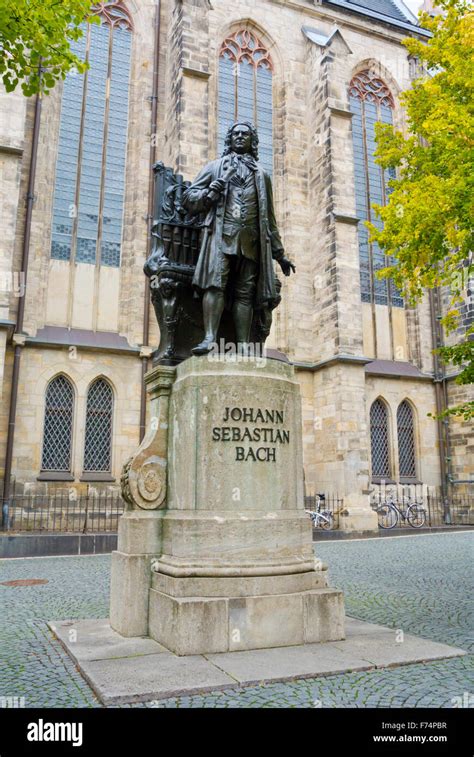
[
  {"left": 368, "top": 0, "right": 473, "bottom": 420},
  {"left": 0, "top": 0, "right": 99, "bottom": 96}
]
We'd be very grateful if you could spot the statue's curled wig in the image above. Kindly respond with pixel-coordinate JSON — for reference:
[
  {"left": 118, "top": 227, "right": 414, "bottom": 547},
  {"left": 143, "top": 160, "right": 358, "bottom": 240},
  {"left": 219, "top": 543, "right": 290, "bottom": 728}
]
[{"left": 222, "top": 121, "right": 259, "bottom": 160}]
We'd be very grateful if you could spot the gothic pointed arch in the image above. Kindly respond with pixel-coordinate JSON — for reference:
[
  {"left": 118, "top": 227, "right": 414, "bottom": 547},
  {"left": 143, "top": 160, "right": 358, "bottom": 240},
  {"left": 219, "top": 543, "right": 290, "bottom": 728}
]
[
  {"left": 397, "top": 399, "right": 417, "bottom": 479},
  {"left": 370, "top": 397, "right": 392, "bottom": 479},
  {"left": 92, "top": 0, "right": 134, "bottom": 30},
  {"left": 349, "top": 69, "right": 395, "bottom": 108},
  {"left": 349, "top": 68, "right": 402, "bottom": 308},
  {"left": 83, "top": 377, "right": 114, "bottom": 473},
  {"left": 41, "top": 374, "right": 75, "bottom": 472},
  {"left": 50, "top": 2, "right": 133, "bottom": 268},
  {"left": 218, "top": 26, "right": 274, "bottom": 173}
]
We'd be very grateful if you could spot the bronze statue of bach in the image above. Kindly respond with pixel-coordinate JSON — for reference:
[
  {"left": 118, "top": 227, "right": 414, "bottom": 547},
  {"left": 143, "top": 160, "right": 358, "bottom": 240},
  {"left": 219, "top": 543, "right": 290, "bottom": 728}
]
[{"left": 182, "top": 121, "right": 295, "bottom": 355}]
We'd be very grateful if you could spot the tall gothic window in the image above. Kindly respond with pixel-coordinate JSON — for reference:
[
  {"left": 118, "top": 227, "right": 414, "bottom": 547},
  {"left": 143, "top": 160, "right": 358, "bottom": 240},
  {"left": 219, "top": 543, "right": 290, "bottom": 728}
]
[
  {"left": 50, "top": 1, "right": 133, "bottom": 267},
  {"left": 397, "top": 401, "right": 417, "bottom": 478},
  {"left": 41, "top": 376, "right": 75, "bottom": 472},
  {"left": 349, "top": 70, "right": 403, "bottom": 307},
  {"left": 370, "top": 399, "right": 391, "bottom": 479},
  {"left": 218, "top": 29, "right": 273, "bottom": 174},
  {"left": 83, "top": 379, "right": 113, "bottom": 473}
]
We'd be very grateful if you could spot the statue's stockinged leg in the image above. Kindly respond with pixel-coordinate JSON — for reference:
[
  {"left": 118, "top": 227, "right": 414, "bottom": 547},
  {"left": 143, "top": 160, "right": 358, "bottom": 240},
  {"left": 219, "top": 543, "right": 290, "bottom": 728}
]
[
  {"left": 232, "top": 300, "right": 253, "bottom": 353},
  {"left": 192, "top": 287, "right": 225, "bottom": 354}
]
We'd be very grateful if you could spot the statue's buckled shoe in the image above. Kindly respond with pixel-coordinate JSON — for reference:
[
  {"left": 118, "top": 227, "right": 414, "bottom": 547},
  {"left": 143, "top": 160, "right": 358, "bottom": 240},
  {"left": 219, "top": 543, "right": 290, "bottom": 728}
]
[{"left": 191, "top": 339, "right": 215, "bottom": 355}]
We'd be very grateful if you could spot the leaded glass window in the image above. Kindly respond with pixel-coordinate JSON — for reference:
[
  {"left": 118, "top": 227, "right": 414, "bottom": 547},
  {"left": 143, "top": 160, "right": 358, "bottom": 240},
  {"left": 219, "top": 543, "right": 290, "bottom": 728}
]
[
  {"left": 41, "top": 376, "right": 74, "bottom": 472},
  {"left": 83, "top": 379, "right": 113, "bottom": 472},
  {"left": 349, "top": 71, "right": 403, "bottom": 307},
  {"left": 370, "top": 399, "right": 391, "bottom": 479},
  {"left": 50, "top": 1, "right": 133, "bottom": 268},
  {"left": 218, "top": 30, "right": 273, "bottom": 174},
  {"left": 397, "top": 401, "right": 417, "bottom": 478}
]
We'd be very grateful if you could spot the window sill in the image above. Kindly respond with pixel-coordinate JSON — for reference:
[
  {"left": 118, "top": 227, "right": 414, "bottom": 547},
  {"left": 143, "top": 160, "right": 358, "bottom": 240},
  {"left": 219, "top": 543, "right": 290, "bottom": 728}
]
[
  {"left": 371, "top": 478, "right": 396, "bottom": 485},
  {"left": 399, "top": 478, "right": 423, "bottom": 485},
  {"left": 37, "top": 472, "right": 75, "bottom": 481},
  {"left": 79, "top": 473, "right": 116, "bottom": 482}
]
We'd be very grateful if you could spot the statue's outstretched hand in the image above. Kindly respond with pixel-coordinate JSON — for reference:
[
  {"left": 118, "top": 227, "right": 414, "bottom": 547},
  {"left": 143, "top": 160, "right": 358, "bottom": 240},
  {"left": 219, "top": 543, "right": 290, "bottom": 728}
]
[
  {"left": 209, "top": 178, "right": 226, "bottom": 194},
  {"left": 206, "top": 178, "right": 226, "bottom": 205},
  {"left": 279, "top": 257, "right": 296, "bottom": 277}
]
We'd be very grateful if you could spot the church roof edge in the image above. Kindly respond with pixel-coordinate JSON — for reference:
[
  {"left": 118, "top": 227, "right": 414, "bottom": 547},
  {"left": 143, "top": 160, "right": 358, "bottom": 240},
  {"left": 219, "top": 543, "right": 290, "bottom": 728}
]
[{"left": 321, "top": 0, "right": 431, "bottom": 37}]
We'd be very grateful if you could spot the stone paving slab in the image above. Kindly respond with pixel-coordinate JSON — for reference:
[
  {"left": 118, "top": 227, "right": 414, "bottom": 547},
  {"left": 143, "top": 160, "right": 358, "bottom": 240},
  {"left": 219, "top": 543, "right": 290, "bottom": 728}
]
[
  {"left": 49, "top": 616, "right": 467, "bottom": 705},
  {"left": 78, "top": 654, "right": 236, "bottom": 705},
  {"left": 207, "top": 642, "right": 373, "bottom": 684},
  {"left": 209, "top": 618, "right": 466, "bottom": 685},
  {"left": 48, "top": 619, "right": 168, "bottom": 662},
  {"left": 331, "top": 619, "right": 466, "bottom": 668}
]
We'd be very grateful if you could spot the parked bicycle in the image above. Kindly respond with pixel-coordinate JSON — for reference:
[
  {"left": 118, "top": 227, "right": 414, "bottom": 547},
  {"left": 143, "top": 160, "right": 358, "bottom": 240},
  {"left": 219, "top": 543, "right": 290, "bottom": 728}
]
[
  {"left": 376, "top": 492, "right": 426, "bottom": 529},
  {"left": 305, "top": 494, "right": 335, "bottom": 530}
]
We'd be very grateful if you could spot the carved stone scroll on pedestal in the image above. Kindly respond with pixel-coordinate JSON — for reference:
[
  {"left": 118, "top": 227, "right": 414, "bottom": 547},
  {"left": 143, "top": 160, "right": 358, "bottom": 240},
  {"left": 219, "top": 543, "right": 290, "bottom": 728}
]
[{"left": 121, "top": 365, "right": 176, "bottom": 510}]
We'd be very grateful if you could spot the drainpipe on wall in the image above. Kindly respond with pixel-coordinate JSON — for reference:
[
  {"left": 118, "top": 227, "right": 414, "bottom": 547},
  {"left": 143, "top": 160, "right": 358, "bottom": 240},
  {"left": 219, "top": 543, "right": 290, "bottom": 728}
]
[
  {"left": 2, "top": 73, "right": 42, "bottom": 529},
  {"left": 139, "top": 0, "right": 162, "bottom": 443},
  {"left": 429, "top": 287, "right": 452, "bottom": 523}
]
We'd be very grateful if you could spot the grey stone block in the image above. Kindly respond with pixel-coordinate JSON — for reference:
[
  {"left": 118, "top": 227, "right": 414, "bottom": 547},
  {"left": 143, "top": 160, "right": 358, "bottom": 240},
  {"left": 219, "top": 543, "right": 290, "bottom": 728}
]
[
  {"left": 151, "top": 569, "right": 327, "bottom": 597},
  {"left": 303, "top": 588, "right": 345, "bottom": 642},
  {"left": 110, "top": 552, "right": 152, "bottom": 637},
  {"left": 117, "top": 511, "right": 163, "bottom": 555},
  {"left": 229, "top": 593, "right": 305, "bottom": 651},
  {"left": 148, "top": 589, "right": 229, "bottom": 655}
]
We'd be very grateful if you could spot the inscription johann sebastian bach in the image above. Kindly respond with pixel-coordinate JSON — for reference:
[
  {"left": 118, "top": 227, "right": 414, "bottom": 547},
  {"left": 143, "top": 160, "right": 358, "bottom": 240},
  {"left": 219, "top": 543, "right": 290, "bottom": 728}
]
[{"left": 212, "top": 407, "right": 290, "bottom": 462}]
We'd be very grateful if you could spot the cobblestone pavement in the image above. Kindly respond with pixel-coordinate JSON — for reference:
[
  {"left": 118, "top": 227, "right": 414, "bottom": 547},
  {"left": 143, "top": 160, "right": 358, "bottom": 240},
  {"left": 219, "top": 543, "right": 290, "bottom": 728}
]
[{"left": 0, "top": 532, "right": 472, "bottom": 708}]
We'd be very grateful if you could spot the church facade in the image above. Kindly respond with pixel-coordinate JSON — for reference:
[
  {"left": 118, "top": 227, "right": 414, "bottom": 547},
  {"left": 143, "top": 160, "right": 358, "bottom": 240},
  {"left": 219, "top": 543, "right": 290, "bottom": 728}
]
[{"left": 0, "top": 0, "right": 471, "bottom": 530}]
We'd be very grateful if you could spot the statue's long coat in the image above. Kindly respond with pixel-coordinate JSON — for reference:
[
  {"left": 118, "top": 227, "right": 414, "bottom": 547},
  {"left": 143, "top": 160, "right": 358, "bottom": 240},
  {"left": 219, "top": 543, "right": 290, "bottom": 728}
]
[{"left": 182, "top": 156, "right": 284, "bottom": 308}]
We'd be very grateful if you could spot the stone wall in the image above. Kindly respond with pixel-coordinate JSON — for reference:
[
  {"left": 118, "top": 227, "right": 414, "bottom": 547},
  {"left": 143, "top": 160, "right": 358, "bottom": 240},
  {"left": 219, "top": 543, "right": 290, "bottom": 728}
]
[
  {"left": 12, "top": 347, "right": 141, "bottom": 492},
  {"left": 0, "top": 0, "right": 460, "bottom": 506},
  {"left": 446, "top": 380, "right": 473, "bottom": 492}
]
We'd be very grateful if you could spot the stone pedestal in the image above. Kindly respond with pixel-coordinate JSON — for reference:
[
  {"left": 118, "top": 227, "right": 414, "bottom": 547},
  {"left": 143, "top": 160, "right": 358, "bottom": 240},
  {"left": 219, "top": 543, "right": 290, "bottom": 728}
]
[
  {"left": 110, "top": 511, "right": 163, "bottom": 637},
  {"left": 338, "top": 494, "right": 379, "bottom": 533},
  {"left": 110, "top": 365, "right": 175, "bottom": 637},
  {"left": 145, "top": 355, "right": 345, "bottom": 654},
  {"left": 149, "top": 571, "right": 344, "bottom": 655}
]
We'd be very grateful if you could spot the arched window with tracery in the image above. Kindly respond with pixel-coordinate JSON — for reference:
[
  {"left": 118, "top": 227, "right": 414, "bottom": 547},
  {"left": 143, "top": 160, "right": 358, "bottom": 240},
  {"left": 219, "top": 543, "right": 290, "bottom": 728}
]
[
  {"left": 50, "top": 1, "right": 133, "bottom": 268},
  {"left": 218, "top": 29, "right": 273, "bottom": 173},
  {"left": 349, "top": 70, "right": 403, "bottom": 308},
  {"left": 397, "top": 401, "right": 417, "bottom": 478},
  {"left": 83, "top": 378, "right": 114, "bottom": 473},
  {"left": 370, "top": 399, "right": 391, "bottom": 479},
  {"left": 41, "top": 376, "right": 75, "bottom": 472}
]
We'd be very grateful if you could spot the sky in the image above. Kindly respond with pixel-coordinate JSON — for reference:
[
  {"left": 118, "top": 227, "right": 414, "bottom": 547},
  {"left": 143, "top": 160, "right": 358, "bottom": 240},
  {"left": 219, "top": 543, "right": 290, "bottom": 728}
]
[{"left": 403, "top": 0, "right": 423, "bottom": 16}]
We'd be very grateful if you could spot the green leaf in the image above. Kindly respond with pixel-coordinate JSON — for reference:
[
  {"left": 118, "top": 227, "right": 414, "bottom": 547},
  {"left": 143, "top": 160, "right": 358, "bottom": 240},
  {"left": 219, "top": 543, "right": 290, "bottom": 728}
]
[{"left": 0, "top": 0, "right": 97, "bottom": 95}]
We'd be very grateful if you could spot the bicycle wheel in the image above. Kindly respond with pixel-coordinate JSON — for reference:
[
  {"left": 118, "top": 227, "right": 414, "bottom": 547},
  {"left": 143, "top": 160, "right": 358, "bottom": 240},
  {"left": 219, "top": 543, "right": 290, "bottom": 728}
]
[
  {"left": 377, "top": 504, "right": 398, "bottom": 529},
  {"left": 320, "top": 511, "right": 334, "bottom": 531},
  {"left": 407, "top": 504, "right": 426, "bottom": 528}
]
